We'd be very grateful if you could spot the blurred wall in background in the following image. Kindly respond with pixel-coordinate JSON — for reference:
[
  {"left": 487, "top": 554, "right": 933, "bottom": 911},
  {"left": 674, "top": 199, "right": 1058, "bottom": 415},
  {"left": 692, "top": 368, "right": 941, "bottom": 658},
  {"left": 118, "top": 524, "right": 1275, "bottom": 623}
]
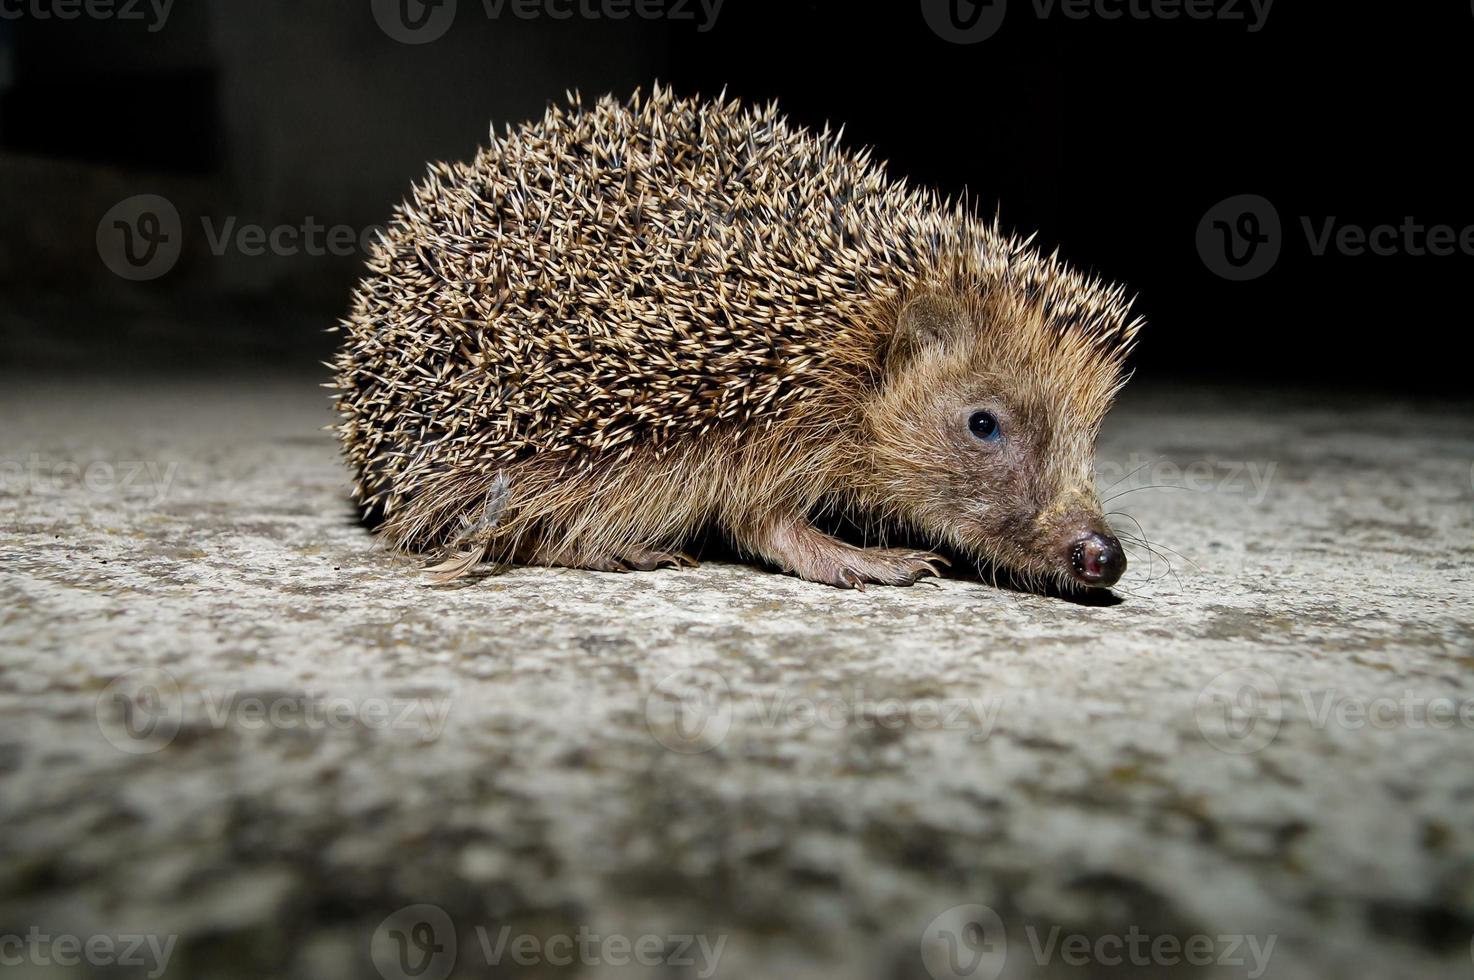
[
  {"left": 0, "top": 0, "right": 670, "bottom": 365},
  {"left": 1, "top": 0, "right": 1470, "bottom": 391}
]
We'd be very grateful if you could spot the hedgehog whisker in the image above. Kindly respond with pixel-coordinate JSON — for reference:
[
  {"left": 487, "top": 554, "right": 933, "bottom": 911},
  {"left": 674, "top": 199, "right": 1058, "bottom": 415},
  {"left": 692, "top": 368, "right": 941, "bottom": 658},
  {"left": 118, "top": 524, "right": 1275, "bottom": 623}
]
[
  {"left": 1102, "top": 483, "right": 1194, "bottom": 504},
  {"left": 1116, "top": 530, "right": 1199, "bottom": 577},
  {"left": 1107, "top": 510, "right": 1199, "bottom": 574},
  {"left": 1105, "top": 579, "right": 1152, "bottom": 600},
  {"left": 1105, "top": 512, "right": 1169, "bottom": 581},
  {"left": 1118, "top": 541, "right": 1170, "bottom": 587},
  {"left": 1105, "top": 510, "right": 1152, "bottom": 551},
  {"left": 1098, "top": 455, "right": 1165, "bottom": 495},
  {"left": 1111, "top": 525, "right": 1184, "bottom": 592}
]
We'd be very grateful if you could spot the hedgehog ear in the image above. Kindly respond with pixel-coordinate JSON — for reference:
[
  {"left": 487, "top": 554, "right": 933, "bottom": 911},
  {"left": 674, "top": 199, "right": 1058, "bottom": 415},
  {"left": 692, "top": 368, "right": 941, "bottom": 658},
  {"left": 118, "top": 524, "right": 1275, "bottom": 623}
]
[{"left": 886, "top": 292, "right": 970, "bottom": 374}]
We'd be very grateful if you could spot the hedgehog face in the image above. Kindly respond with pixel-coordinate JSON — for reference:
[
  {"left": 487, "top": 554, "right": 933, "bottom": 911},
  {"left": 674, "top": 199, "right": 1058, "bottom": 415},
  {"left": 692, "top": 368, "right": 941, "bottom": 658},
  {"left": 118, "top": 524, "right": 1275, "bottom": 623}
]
[{"left": 865, "top": 290, "right": 1127, "bottom": 592}]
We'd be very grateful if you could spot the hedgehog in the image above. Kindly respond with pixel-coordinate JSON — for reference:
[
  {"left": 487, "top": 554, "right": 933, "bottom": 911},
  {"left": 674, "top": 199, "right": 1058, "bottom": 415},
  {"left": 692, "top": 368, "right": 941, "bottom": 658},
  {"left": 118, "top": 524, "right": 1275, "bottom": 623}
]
[{"left": 332, "top": 86, "right": 1143, "bottom": 592}]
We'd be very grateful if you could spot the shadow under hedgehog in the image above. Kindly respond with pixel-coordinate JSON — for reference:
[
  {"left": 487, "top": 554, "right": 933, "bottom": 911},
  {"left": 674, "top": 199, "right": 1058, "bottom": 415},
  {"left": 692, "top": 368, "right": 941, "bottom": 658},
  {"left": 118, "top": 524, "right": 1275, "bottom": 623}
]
[{"left": 332, "top": 86, "right": 1143, "bottom": 593}]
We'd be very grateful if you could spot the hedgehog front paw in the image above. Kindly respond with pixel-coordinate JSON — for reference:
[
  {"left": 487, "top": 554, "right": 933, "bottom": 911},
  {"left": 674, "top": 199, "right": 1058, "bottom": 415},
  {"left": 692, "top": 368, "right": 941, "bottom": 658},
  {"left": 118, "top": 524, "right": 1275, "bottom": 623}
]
[
  {"left": 819, "top": 548, "right": 948, "bottom": 591},
  {"left": 741, "top": 517, "right": 947, "bottom": 591}
]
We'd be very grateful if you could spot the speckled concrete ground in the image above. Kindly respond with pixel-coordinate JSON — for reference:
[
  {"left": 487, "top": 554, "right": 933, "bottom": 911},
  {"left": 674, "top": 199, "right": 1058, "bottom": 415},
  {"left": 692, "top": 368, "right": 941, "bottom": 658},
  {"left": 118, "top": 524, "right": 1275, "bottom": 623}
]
[{"left": 1, "top": 375, "right": 1471, "bottom": 980}]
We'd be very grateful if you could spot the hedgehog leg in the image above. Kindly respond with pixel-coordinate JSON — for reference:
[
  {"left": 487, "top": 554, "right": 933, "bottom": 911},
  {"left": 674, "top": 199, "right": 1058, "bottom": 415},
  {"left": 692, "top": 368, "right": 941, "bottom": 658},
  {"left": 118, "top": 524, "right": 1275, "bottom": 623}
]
[
  {"left": 420, "top": 473, "right": 513, "bottom": 584},
  {"left": 736, "top": 515, "right": 947, "bottom": 590}
]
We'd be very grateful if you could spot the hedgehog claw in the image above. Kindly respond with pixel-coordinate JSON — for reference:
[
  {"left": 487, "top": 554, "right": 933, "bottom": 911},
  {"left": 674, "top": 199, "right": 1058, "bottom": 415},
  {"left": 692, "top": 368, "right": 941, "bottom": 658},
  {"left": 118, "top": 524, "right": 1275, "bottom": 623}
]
[
  {"left": 812, "top": 549, "right": 944, "bottom": 590},
  {"left": 620, "top": 546, "right": 696, "bottom": 572},
  {"left": 543, "top": 544, "right": 694, "bottom": 574}
]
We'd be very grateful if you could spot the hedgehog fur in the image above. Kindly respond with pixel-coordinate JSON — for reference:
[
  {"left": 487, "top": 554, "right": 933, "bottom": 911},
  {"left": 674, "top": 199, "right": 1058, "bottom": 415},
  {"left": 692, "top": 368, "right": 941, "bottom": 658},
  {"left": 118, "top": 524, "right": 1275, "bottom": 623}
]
[{"left": 333, "top": 85, "right": 1143, "bottom": 591}]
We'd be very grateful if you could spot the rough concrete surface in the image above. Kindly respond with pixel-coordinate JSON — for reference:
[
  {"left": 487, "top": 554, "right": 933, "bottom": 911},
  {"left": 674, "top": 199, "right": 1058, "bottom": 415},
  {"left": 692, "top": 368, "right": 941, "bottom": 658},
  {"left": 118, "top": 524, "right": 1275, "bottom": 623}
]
[{"left": 1, "top": 374, "right": 1471, "bottom": 980}]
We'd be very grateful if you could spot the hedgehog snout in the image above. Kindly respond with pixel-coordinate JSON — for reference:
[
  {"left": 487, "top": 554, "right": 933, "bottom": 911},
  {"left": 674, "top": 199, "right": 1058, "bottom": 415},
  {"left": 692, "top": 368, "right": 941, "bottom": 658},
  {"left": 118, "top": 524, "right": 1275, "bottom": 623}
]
[{"left": 1067, "top": 530, "right": 1126, "bottom": 588}]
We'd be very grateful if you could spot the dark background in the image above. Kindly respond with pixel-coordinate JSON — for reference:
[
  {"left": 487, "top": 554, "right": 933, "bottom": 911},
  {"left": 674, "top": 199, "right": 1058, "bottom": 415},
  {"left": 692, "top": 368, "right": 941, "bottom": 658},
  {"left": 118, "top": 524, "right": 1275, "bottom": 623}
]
[{"left": 1, "top": 0, "right": 1469, "bottom": 394}]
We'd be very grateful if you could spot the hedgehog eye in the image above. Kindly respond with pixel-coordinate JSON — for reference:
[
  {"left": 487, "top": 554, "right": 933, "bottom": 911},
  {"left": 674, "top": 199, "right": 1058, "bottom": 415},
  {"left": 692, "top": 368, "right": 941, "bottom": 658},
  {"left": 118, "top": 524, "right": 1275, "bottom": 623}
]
[{"left": 968, "top": 410, "right": 1001, "bottom": 442}]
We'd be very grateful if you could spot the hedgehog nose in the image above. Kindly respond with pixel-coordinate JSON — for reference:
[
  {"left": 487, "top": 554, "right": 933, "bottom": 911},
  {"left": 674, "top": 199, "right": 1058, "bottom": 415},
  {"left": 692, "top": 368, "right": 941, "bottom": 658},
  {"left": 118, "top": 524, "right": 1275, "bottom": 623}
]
[{"left": 1069, "top": 531, "right": 1125, "bottom": 587}]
